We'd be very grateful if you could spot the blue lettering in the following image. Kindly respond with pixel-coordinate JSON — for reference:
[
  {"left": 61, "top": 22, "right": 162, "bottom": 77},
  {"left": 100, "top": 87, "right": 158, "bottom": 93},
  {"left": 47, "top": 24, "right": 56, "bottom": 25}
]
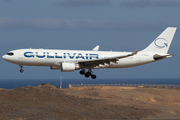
[
  {"left": 67, "top": 53, "right": 76, "bottom": 59},
  {"left": 47, "top": 52, "right": 54, "bottom": 58},
  {"left": 55, "top": 53, "right": 62, "bottom": 58},
  {"left": 86, "top": 54, "right": 88, "bottom": 59},
  {"left": 89, "top": 54, "right": 99, "bottom": 59},
  {"left": 24, "top": 52, "right": 99, "bottom": 60},
  {"left": 24, "top": 52, "right": 34, "bottom": 58},
  {"left": 76, "top": 53, "right": 85, "bottom": 59},
  {"left": 36, "top": 52, "right": 45, "bottom": 58},
  {"left": 63, "top": 53, "right": 66, "bottom": 59}
]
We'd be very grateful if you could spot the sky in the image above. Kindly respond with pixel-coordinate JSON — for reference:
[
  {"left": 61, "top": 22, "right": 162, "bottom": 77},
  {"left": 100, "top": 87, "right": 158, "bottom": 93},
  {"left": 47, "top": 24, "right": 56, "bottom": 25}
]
[{"left": 0, "top": 0, "right": 180, "bottom": 80}]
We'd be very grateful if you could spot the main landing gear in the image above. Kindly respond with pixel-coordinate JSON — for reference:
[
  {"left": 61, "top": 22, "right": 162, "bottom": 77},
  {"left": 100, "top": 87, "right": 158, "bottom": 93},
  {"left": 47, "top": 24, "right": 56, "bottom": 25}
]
[
  {"left": 79, "top": 69, "right": 96, "bottom": 79},
  {"left": 19, "top": 65, "right": 24, "bottom": 73}
]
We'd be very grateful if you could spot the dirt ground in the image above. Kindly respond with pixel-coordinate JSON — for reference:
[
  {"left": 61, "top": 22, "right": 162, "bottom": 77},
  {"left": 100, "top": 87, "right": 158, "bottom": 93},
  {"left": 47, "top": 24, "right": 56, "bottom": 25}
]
[{"left": 0, "top": 84, "right": 180, "bottom": 120}]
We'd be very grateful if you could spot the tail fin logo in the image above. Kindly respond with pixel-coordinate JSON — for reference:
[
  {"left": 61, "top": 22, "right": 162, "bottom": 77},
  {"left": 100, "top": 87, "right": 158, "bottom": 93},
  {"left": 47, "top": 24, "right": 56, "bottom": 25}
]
[{"left": 154, "top": 38, "right": 168, "bottom": 49}]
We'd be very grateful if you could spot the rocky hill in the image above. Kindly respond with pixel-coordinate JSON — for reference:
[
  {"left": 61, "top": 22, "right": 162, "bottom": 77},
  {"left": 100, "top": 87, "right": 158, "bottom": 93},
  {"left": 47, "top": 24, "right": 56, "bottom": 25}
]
[{"left": 0, "top": 84, "right": 180, "bottom": 119}]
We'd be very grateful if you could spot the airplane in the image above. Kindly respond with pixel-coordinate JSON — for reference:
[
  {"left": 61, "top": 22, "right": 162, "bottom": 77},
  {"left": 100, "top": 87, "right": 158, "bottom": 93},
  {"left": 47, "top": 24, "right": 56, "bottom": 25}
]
[{"left": 2, "top": 27, "right": 177, "bottom": 79}]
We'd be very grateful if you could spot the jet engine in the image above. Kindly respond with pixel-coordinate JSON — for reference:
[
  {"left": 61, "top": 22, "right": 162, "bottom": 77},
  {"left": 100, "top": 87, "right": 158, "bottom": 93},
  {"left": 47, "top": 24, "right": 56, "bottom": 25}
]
[{"left": 61, "top": 62, "right": 79, "bottom": 72}]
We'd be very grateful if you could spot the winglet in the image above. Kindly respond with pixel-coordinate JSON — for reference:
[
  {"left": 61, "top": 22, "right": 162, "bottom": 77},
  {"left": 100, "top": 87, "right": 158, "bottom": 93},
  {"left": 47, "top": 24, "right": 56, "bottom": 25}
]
[
  {"left": 92, "top": 45, "right": 99, "bottom": 51},
  {"left": 116, "top": 49, "right": 138, "bottom": 59},
  {"left": 130, "top": 49, "right": 139, "bottom": 56}
]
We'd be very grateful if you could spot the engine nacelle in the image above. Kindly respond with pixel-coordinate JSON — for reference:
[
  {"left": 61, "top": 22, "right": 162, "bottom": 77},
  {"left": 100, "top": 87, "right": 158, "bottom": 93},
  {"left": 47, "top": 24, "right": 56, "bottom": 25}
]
[{"left": 61, "top": 62, "right": 76, "bottom": 72}]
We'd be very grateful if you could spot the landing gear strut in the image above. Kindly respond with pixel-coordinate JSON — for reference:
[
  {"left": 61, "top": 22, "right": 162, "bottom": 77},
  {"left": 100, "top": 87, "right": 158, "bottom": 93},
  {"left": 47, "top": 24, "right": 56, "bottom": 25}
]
[
  {"left": 19, "top": 65, "right": 24, "bottom": 73},
  {"left": 79, "top": 69, "right": 96, "bottom": 79}
]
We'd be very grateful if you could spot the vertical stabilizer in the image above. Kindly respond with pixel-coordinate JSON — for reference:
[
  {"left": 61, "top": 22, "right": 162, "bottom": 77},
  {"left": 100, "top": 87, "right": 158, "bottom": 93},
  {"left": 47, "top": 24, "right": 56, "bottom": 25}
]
[{"left": 141, "top": 27, "right": 177, "bottom": 54}]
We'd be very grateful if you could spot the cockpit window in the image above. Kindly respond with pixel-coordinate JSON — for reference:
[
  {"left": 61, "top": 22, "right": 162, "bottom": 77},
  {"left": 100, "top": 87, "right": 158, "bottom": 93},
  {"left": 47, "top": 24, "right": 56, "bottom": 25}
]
[{"left": 6, "top": 52, "right": 14, "bottom": 56}]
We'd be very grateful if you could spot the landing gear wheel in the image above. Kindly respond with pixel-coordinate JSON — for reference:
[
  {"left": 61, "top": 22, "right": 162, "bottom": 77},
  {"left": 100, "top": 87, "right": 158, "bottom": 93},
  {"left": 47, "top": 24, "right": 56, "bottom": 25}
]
[
  {"left": 80, "top": 70, "right": 85, "bottom": 75},
  {"left": 85, "top": 74, "right": 89, "bottom": 78},
  {"left": 82, "top": 69, "right": 97, "bottom": 79},
  {"left": 91, "top": 75, "right": 96, "bottom": 79},
  {"left": 87, "top": 72, "right": 91, "bottom": 76},
  {"left": 85, "top": 72, "right": 91, "bottom": 78},
  {"left": 20, "top": 69, "right": 24, "bottom": 73},
  {"left": 19, "top": 65, "right": 24, "bottom": 73}
]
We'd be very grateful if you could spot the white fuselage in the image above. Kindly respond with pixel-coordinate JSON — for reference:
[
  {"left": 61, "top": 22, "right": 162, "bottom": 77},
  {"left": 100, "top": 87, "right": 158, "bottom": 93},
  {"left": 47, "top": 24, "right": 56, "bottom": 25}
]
[{"left": 2, "top": 48, "right": 155, "bottom": 69}]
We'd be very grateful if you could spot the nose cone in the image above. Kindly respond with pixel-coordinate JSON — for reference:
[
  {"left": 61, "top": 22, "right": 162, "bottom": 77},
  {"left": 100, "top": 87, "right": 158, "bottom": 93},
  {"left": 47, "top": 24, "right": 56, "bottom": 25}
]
[
  {"left": 2, "top": 54, "right": 12, "bottom": 62},
  {"left": 2, "top": 52, "right": 19, "bottom": 64},
  {"left": 2, "top": 55, "right": 11, "bottom": 62},
  {"left": 2, "top": 55, "right": 7, "bottom": 60}
]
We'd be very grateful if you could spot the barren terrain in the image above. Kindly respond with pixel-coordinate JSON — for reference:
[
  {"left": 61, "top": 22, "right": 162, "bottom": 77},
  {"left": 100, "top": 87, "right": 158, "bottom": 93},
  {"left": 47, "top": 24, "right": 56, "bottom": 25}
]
[{"left": 0, "top": 84, "right": 180, "bottom": 119}]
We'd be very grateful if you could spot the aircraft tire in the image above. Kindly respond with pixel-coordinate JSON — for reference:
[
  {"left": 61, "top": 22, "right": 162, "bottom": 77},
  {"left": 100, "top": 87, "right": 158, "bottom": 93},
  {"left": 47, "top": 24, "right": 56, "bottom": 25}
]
[
  {"left": 87, "top": 72, "right": 91, "bottom": 76},
  {"left": 91, "top": 75, "right": 96, "bottom": 79},
  {"left": 20, "top": 69, "right": 24, "bottom": 73},
  {"left": 80, "top": 70, "right": 85, "bottom": 75},
  {"left": 85, "top": 73, "right": 90, "bottom": 78}
]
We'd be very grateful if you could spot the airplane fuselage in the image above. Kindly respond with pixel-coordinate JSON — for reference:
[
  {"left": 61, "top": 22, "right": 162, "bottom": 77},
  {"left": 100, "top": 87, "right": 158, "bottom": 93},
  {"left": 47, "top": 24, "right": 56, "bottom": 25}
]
[{"left": 3, "top": 49, "right": 155, "bottom": 69}]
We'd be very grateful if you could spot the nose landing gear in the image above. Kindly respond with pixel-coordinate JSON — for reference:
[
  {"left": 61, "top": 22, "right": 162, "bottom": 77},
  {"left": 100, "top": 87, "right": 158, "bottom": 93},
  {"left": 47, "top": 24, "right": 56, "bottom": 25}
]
[
  {"left": 79, "top": 69, "right": 96, "bottom": 79},
  {"left": 19, "top": 65, "right": 24, "bottom": 73}
]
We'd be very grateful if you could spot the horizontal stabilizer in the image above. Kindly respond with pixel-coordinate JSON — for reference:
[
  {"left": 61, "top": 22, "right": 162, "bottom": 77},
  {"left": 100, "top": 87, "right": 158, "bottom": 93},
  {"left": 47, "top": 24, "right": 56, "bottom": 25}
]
[{"left": 153, "top": 54, "right": 178, "bottom": 60}]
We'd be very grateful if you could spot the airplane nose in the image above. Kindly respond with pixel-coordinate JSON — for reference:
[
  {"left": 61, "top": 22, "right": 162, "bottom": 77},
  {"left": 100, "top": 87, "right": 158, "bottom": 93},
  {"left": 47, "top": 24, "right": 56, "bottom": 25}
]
[
  {"left": 2, "top": 53, "right": 18, "bottom": 64},
  {"left": 2, "top": 55, "right": 5, "bottom": 59},
  {"left": 2, "top": 55, "right": 7, "bottom": 60},
  {"left": 2, "top": 55, "right": 9, "bottom": 61}
]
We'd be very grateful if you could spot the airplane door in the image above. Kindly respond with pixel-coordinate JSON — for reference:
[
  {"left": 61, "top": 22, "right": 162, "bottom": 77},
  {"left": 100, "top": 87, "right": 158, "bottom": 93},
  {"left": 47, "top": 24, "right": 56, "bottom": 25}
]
[
  {"left": 136, "top": 56, "right": 141, "bottom": 65},
  {"left": 18, "top": 52, "right": 23, "bottom": 62},
  {"left": 36, "top": 51, "right": 46, "bottom": 66},
  {"left": 45, "top": 52, "right": 55, "bottom": 66}
]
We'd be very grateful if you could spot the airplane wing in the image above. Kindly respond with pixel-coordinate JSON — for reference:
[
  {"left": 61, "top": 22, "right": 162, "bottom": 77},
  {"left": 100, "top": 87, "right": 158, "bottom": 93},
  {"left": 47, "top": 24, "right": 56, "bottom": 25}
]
[{"left": 77, "top": 49, "right": 138, "bottom": 67}]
